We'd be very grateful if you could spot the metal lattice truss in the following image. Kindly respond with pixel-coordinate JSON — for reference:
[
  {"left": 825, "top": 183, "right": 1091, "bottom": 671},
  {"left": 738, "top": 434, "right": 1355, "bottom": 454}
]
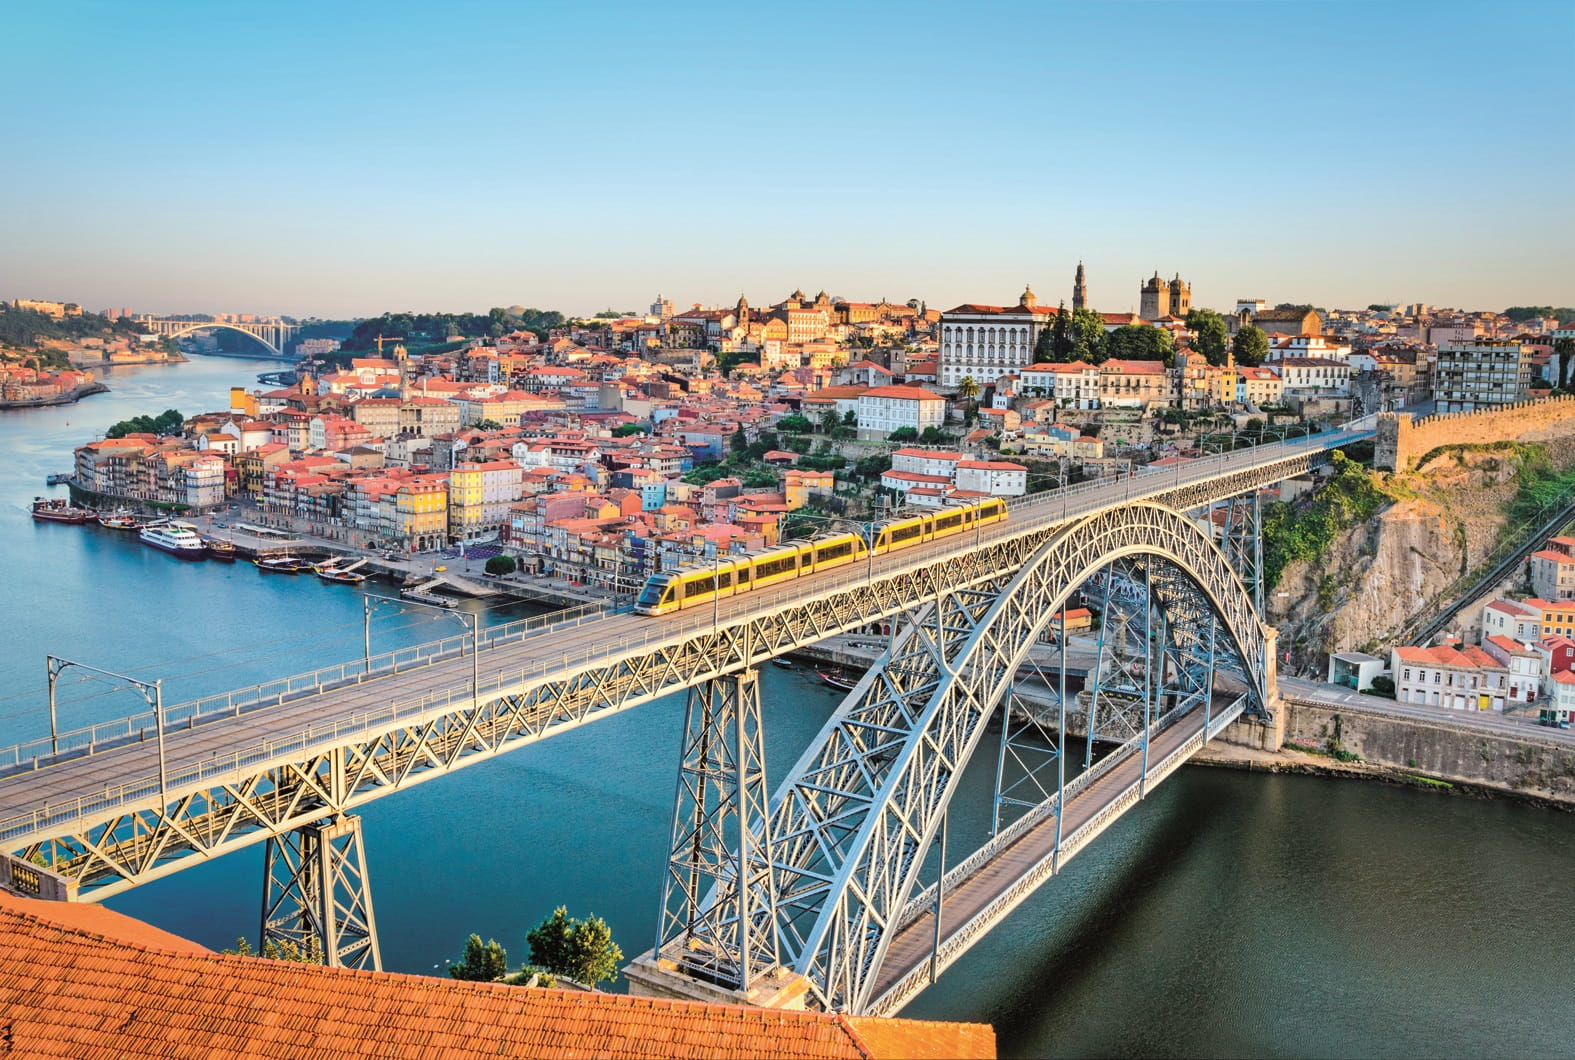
[
  {"left": 756, "top": 503, "right": 1268, "bottom": 1013},
  {"left": 657, "top": 670, "right": 779, "bottom": 988},
  {"left": 261, "top": 813, "right": 380, "bottom": 971}
]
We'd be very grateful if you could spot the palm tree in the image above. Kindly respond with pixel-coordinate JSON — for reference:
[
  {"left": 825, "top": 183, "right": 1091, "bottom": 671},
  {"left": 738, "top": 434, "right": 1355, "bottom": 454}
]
[{"left": 955, "top": 375, "right": 981, "bottom": 405}]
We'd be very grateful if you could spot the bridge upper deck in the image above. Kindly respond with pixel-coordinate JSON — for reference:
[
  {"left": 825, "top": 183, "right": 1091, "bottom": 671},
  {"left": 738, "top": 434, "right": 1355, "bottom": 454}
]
[{"left": 0, "top": 428, "right": 1368, "bottom": 857}]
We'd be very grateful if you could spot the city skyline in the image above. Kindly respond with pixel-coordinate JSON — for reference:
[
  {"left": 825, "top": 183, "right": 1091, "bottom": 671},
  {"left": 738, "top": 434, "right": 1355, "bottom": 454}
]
[{"left": 3, "top": 0, "right": 1571, "bottom": 317}]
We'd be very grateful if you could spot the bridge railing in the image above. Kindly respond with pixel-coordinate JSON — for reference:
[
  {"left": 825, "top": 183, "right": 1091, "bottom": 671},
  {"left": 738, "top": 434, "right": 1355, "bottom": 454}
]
[
  {"left": 0, "top": 600, "right": 610, "bottom": 775},
  {"left": 898, "top": 692, "right": 1222, "bottom": 926}
]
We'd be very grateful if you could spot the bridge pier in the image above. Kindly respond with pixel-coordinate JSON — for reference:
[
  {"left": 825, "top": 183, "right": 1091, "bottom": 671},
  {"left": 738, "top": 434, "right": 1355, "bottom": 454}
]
[
  {"left": 648, "top": 666, "right": 784, "bottom": 995},
  {"left": 260, "top": 813, "right": 380, "bottom": 971}
]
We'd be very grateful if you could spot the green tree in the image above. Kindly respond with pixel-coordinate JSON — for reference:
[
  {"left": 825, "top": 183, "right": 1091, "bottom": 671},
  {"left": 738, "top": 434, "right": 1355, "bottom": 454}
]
[
  {"left": 818, "top": 408, "right": 841, "bottom": 435},
  {"left": 954, "top": 376, "right": 980, "bottom": 417},
  {"left": 485, "top": 555, "right": 517, "bottom": 576},
  {"left": 611, "top": 423, "right": 646, "bottom": 437},
  {"left": 887, "top": 426, "right": 918, "bottom": 442},
  {"left": 449, "top": 934, "right": 509, "bottom": 981},
  {"left": 1232, "top": 324, "right": 1269, "bottom": 367},
  {"left": 784, "top": 435, "right": 811, "bottom": 454},
  {"left": 472, "top": 419, "right": 503, "bottom": 431},
  {"left": 525, "top": 907, "right": 623, "bottom": 988},
  {"left": 564, "top": 914, "right": 623, "bottom": 988},
  {"left": 854, "top": 453, "right": 892, "bottom": 480},
  {"left": 526, "top": 907, "right": 575, "bottom": 977},
  {"left": 729, "top": 428, "right": 750, "bottom": 454},
  {"left": 1052, "top": 302, "right": 1073, "bottom": 360},
  {"left": 1104, "top": 325, "right": 1175, "bottom": 365},
  {"left": 1070, "top": 308, "right": 1107, "bottom": 363},
  {"left": 1185, "top": 308, "right": 1229, "bottom": 366},
  {"left": 776, "top": 414, "right": 813, "bottom": 434},
  {"left": 1555, "top": 337, "right": 1575, "bottom": 390},
  {"left": 918, "top": 426, "right": 952, "bottom": 445},
  {"left": 105, "top": 408, "right": 184, "bottom": 439},
  {"left": 221, "top": 936, "right": 321, "bottom": 962}
]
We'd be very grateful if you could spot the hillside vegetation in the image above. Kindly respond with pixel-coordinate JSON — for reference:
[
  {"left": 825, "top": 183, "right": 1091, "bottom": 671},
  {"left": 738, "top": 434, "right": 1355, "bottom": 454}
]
[{"left": 1266, "top": 440, "right": 1575, "bottom": 671}]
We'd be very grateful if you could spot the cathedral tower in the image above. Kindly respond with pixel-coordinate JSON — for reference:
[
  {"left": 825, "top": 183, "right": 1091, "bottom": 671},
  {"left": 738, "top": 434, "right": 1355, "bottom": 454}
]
[
  {"left": 1139, "top": 272, "right": 1169, "bottom": 321},
  {"left": 1073, "top": 262, "right": 1087, "bottom": 311},
  {"left": 1169, "top": 274, "right": 1191, "bottom": 318}
]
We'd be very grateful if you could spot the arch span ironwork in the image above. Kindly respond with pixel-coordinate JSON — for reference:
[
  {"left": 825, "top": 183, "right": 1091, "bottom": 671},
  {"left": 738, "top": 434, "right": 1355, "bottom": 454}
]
[
  {"left": 755, "top": 502, "right": 1269, "bottom": 1012},
  {"left": 142, "top": 320, "right": 297, "bottom": 357}
]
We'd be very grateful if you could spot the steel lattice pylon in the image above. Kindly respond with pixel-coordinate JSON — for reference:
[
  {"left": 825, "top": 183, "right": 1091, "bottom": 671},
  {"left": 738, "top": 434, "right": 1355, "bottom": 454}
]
[
  {"left": 657, "top": 668, "right": 779, "bottom": 990},
  {"left": 746, "top": 502, "right": 1267, "bottom": 1013},
  {"left": 261, "top": 813, "right": 380, "bottom": 971}
]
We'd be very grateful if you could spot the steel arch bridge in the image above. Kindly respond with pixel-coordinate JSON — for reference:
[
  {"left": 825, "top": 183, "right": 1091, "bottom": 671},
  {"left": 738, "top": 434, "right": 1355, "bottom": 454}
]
[
  {"left": 649, "top": 501, "right": 1272, "bottom": 1015},
  {"left": 0, "top": 427, "right": 1368, "bottom": 986},
  {"left": 138, "top": 317, "right": 299, "bottom": 357}
]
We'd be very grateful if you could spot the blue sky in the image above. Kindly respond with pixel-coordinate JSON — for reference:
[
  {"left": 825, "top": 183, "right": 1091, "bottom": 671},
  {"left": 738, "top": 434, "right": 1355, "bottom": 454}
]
[{"left": 2, "top": 0, "right": 1570, "bottom": 318}]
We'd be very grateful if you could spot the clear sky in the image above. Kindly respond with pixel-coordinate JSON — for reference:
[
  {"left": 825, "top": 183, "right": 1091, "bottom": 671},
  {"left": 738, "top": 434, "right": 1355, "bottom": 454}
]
[{"left": 2, "top": 0, "right": 1571, "bottom": 319}]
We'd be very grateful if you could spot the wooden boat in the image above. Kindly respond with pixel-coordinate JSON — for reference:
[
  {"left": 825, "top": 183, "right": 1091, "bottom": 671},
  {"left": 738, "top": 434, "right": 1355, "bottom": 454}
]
[
  {"left": 205, "top": 538, "right": 237, "bottom": 562},
  {"left": 31, "top": 497, "right": 96, "bottom": 524},
  {"left": 255, "top": 554, "right": 310, "bottom": 574},
  {"left": 317, "top": 565, "right": 367, "bottom": 584},
  {"left": 816, "top": 669, "right": 857, "bottom": 692},
  {"left": 98, "top": 508, "right": 143, "bottom": 531}
]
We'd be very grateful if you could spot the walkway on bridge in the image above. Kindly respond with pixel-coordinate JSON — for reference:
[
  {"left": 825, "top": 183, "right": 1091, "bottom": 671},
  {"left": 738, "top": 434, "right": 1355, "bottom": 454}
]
[{"left": 864, "top": 696, "right": 1242, "bottom": 1016}]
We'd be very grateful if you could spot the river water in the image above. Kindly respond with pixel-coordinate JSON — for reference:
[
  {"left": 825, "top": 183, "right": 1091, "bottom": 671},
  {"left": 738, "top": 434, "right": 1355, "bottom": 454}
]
[{"left": 2, "top": 355, "right": 1571, "bottom": 1057}]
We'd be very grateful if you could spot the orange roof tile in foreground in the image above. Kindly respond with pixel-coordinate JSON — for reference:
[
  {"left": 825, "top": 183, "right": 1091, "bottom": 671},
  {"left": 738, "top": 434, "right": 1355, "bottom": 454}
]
[{"left": 0, "top": 893, "right": 993, "bottom": 1059}]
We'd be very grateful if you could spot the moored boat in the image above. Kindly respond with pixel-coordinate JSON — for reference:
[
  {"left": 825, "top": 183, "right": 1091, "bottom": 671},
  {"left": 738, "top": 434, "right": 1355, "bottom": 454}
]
[
  {"left": 255, "top": 554, "right": 309, "bottom": 574},
  {"left": 205, "top": 538, "right": 237, "bottom": 562},
  {"left": 98, "top": 509, "right": 144, "bottom": 531},
  {"left": 772, "top": 657, "right": 793, "bottom": 669},
  {"left": 31, "top": 497, "right": 96, "bottom": 524},
  {"left": 816, "top": 668, "right": 857, "bottom": 692},
  {"left": 317, "top": 566, "right": 368, "bottom": 584},
  {"left": 139, "top": 521, "right": 207, "bottom": 559}
]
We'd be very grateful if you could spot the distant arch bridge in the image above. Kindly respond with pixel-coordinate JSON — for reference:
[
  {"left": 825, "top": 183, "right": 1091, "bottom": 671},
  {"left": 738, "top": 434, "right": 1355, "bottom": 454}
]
[{"left": 136, "top": 317, "right": 299, "bottom": 358}]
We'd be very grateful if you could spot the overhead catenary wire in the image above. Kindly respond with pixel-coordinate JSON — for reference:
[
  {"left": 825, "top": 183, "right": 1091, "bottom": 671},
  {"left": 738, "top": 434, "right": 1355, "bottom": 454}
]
[{"left": 0, "top": 606, "right": 482, "bottom": 726}]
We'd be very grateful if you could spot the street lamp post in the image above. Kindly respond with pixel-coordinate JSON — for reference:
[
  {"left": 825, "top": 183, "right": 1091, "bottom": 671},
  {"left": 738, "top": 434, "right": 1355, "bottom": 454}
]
[
  {"left": 46, "top": 656, "right": 168, "bottom": 805},
  {"left": 364, "top": 596, "right": 480, "bottom": 703}
]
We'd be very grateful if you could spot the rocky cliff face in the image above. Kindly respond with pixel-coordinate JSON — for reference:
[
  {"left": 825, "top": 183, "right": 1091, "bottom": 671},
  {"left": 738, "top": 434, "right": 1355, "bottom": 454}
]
[{"left": 1267, "top": 446, "right": 1554, "bottom": 672}]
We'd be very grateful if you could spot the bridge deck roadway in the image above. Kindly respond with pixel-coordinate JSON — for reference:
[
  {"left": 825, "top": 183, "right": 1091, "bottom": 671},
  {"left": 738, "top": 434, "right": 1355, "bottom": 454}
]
[
  {"left": 0, "top": 430, "right": 1365, "bottom": 855},
  {"left": 865, "top": 699, "right": 1231, "bottom": 1016}
]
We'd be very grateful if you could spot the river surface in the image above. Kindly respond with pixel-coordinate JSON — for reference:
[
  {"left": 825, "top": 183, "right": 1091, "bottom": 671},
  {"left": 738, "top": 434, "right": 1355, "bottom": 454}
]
[{"left": 1, "top": 355, "right": 1571, "bottom": 1057}]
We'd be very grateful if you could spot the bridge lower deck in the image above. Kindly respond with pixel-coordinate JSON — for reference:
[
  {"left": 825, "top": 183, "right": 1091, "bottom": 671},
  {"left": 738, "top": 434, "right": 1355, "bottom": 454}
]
[{"left": 867, "top": 702, "right": 1224, "bottom": 1013}]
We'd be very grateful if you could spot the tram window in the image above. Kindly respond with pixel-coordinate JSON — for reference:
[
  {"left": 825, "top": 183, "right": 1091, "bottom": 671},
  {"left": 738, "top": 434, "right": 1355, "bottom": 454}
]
[
  {"left": 935, "top": 513, "right": 962, "bottom": 532},
  {"left": 891, "top": 524, "right": 923, "bottom": 544},
  {"left": 757, "top": 556, "right": 796, "bottom": 578}
]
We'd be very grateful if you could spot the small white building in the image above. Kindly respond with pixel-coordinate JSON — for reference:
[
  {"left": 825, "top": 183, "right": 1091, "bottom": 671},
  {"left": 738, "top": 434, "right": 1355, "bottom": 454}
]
[
  {"left": 953, "top": 460, "right": 1028, "bottom": 497},
  {"left": 1481, "top": 598, "right": 1542, "bottom": 642},
  {"left": 1480, "top": 635, "right": 1542, "bottom": 705}
]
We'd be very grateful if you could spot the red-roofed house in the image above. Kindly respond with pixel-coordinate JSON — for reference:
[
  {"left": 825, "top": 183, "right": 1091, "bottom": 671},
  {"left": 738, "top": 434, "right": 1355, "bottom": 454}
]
[
  {"left": 1480, "top": 635, "right": 1542, "bottom": 702},
  {"left": 0, "top": 891, "right": 993, "bottom": 1060},
  {"left": 1391, "top": 643, "right": 1512, "bottom": 711},
  {"left": 1481, "top": 598, "right": 1542, "bottom": 642}
]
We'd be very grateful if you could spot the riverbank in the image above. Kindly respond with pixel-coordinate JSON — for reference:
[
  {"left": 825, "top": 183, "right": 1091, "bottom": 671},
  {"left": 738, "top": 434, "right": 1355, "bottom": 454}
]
[
  {"left": 0, "top": 382, "right": 109, "bottom": 410},
  {"left": 788, "top": 634, "right": 1575, "bottom": 810},
  {"left": 1190, "top": 740, "right": 1575, "bottom": 813},
  {"left": 68, "top": 352, "right": 186, "bottom": 369}
]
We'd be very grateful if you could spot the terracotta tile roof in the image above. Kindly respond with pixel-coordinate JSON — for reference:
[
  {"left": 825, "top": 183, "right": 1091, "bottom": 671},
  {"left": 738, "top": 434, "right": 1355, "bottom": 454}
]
[{"left": 0, "top": 893, "right": 993, "bottom": 1059}]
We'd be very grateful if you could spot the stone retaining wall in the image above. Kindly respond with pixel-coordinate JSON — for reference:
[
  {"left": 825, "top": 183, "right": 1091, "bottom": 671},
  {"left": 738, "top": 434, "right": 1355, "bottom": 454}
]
[{"left": 1375, "top": 397, "right": 1575, "bottom": 471}]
